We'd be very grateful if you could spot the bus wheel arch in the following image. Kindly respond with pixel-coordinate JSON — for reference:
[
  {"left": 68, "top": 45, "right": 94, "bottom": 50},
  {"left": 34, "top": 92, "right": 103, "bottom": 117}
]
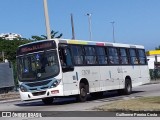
[
  {"left": 79, "top": 78, "right": 89, "bottom": 93},
  {"left": 77, "top": 78, "right": 89, "bottom": 102}
]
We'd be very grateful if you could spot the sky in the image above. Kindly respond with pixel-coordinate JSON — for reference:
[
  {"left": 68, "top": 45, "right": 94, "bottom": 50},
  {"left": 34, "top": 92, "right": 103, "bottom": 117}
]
[{"left": 0, "top": 0, "right": 160, "bottom": 50}]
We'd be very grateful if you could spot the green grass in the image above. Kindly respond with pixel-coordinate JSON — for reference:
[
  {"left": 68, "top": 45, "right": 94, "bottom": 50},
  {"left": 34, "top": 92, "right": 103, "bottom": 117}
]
[{"left": 93, "top": 96, "right": 160, "bottom": 111}]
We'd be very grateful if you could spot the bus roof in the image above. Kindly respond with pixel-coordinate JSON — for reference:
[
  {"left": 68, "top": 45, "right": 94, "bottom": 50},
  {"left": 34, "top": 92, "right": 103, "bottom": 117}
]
[
  {"left": 59, "top": 39, "right": 144, "bottom": 49},
  {"left": 19, "top": 39, "right": 144, "bottom": 49}
]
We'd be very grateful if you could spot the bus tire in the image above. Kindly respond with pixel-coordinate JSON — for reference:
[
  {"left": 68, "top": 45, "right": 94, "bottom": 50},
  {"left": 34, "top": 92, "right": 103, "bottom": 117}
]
[
  {"left": 42, "top": 97, "right": 54, "bottom": 105},
  {"left": 118, "top": 79, "right": 132, "bottom": 95},
  {"left": 124, "top": 79, "right": 132, "bottom": 95},
  {"left": 77, "top": 83, "right": 88, "bottom": 102}
]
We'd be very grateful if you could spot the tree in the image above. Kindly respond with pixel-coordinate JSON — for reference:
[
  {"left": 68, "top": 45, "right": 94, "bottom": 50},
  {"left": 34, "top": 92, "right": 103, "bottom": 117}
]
[
  {"left": 31, "top": 36, "right": 44, "bottom": 41},
  {"left": 155, "top": 45, "right": 160, "bottom": 50},
  {"left": 31, "top": 30, "right": 63, "bottom": 41},
  {"left": 0, "top": 38, "right": 31, "bottom": 62},
  {"left": 0, "top": 38, "right": 32, "bottom": 86}
]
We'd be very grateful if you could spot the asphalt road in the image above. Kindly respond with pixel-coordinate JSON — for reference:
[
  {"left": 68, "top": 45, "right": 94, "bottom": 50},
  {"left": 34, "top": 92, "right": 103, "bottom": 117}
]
[{"left": 0, "top": 83, "right": 160, "bottom": 120}]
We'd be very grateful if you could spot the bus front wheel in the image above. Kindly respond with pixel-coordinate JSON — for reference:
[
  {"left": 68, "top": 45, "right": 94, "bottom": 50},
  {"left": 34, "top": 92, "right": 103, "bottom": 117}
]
[
  {"left": 77, "top": 83, "right": 88, "bottom": 102},
  {"left": 42, "top": 97, "right": 54, "bottom": 105}
]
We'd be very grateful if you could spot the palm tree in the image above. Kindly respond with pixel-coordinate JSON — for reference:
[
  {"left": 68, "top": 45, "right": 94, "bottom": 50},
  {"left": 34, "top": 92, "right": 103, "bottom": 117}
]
[{"left": 32, "top": 30, "right": 63, "bottom": 41}]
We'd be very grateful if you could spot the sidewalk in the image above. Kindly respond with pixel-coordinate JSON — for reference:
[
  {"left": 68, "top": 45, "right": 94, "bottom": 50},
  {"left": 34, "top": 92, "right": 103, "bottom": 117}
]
[{"left": 0, "top": 91, "right": 20, "bottom": 102}]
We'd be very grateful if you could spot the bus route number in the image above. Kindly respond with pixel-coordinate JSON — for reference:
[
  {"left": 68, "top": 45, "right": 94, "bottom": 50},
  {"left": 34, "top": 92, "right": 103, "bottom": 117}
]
[{"left": 82, "top": 70, "right": 90, "bottom": 76}]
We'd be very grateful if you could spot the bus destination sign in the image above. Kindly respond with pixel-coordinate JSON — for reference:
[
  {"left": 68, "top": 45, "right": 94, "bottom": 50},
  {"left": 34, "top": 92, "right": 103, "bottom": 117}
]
[{"left": 17, "top": 41, "right": 56, "bottom": 55}]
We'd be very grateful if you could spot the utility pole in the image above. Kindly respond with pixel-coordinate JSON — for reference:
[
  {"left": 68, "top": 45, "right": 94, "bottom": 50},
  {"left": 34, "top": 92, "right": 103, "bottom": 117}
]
[
  {"left": 71, "top": 14, "right": 75, "bottom": 39},
  {"left": 86, "top": 13, "right": 92, "bottom": 40},
  {"left": 110, "top": 21, "right": 115, "bottom": 43},
  {"left": 43, "top": 0, "right": 51, "bottom": 39}
]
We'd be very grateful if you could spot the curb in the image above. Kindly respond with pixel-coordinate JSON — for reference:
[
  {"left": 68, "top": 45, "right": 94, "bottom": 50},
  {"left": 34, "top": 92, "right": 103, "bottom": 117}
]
[
  {"left": 149, "top": 80, "right": 160, "bottom": 84},
  {"left": 143, "top": 81, "right": 160, "bottom": 85}
]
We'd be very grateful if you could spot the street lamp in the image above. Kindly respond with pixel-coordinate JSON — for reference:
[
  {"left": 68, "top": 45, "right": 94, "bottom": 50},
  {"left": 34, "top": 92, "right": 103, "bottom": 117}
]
[
  {"left": 43, "top": 0, "right": 51, "bottom": 39},
  {"left": 86, "top": 13, "right": 92, "bottom": 41},
  {"left": 110, "top": 21, "right": 115, "bottom": 43}
]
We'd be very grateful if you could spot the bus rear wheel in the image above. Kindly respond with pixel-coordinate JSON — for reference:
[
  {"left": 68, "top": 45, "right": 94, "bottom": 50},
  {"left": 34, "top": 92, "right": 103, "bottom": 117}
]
[
  {"left": 42, "top": 97, "right": 54, "bottom": 105},
  {"left": 124, "top": 79, "right": 132, "bottom": 95},
  {"left": 118, "top": 79, "right": 132, "bottom": 95},
  {"left": 77, "top": 83, "right": 88, "bottom": 102}
]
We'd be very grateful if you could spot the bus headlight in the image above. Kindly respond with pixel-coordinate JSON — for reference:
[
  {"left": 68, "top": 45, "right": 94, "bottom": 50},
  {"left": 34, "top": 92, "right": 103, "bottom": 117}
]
[
  {"left": 50, "top": 79, "right": 61, "bottom": 88},
  {"left": 20, "top": 84, "right": 28, "bottom": 92}
]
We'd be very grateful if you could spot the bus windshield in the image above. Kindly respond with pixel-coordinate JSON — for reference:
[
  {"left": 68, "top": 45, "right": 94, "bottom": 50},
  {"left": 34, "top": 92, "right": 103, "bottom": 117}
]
[{"left": 17, "top": 50, "right": 59, "bottom": 82}]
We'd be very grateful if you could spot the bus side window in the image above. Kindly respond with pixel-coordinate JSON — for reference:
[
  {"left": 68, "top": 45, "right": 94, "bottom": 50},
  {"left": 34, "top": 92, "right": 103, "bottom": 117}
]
[
  {"left": 59, "top": 48, "right": 66, "bottom": 66},
  {"left": 108, "top": 47, "right": 119, "bottom": 64},
  {"left": 120, "top": 48, "right": 129, "bottom": 64},
  {"left": 59, "top": 46, "right": 74, "bottom": 72},
  {"left": 96, "top": 47, "right": 108, "bottom": 64},
  {"left": 71, "top": 45, "right": 84, "bottom": 65},
  {"left": 64, "top": 48, "right": 73, "bottom": 66},
  {"left": 138, "top": 49, "right": 146, "bottom": 64},
  {"left": 129, "top": 49, "right": 139, "bottom": 65},
  {"left": 84, "top": 46, "right": 97, "bottom": 65}
]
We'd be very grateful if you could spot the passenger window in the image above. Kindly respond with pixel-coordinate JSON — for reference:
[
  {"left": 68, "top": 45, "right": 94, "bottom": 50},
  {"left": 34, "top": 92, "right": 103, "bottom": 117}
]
[
  {"left": 96, "top": 47, "right": 108, "bottom": 64},
  {"left": 71, "top": 45, "right": 84, "bottom": 65},
  {"left": 108, "top": 47, "right": 119, "bottom": 64},
  {"left": 120, "top": 48, "right": 129, "bottom": 64},
  {"left": 129, "top": 49, "right": 139, "bottom": 64},
  {"left": 138, "top": 49, "right": 146, "bottom": 65},
  {"left": 84, "top": 46, "right": 97, "bottom": 65}
]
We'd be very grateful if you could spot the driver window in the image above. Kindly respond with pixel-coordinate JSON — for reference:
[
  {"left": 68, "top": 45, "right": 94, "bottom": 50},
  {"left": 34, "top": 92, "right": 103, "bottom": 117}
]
[
  {"left": 65, "top": 48, "right": 73, "bottom": 66},
  {"left": 59, "top": 47, "right": 73, "bottom": 67}
]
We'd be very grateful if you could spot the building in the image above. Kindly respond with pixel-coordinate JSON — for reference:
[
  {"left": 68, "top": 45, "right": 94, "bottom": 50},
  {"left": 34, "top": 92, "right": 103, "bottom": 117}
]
[
  {"left": 146, "top": 50, "right": 160, "bottom": 69},
  {"left": 0, "top": 33, "right": 22, "bottom": 40}
]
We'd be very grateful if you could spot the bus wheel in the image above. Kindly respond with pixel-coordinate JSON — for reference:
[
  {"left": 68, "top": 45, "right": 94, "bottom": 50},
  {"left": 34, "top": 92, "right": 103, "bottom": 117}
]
[
  {"left": 42, "top": 97, "right": 54, "bottom": 105},
  {"left": 124, "top": 79, "right": 132, "bottom": 95},
  {"left": 77, "top": 83, "right": 88, "bottom": 102},
  {"left": 118, "top": 79, "right": 132, "bottom": 95}
]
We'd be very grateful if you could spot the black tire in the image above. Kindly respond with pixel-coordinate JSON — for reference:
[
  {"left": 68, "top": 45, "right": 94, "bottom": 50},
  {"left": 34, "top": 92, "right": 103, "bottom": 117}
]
[
  {"left": 77, "top": 83, "right": 88, "bottom": 102},
  {"left": 118, "top": 79, "right": 132, "bottom": 95},
  {"left": 124, "top": 79, "right": 132, "bottom": 95},
  {"left": 42, "top": 97, "right": 54, "bottom": 105},
  {"left": 90, "top": 92, "right": 103, "bottom": 98}
]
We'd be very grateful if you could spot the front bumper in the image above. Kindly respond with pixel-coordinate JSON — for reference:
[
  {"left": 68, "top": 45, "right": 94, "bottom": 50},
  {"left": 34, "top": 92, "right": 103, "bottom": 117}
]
[{"left": 19, "top": 85, "right": 64, "bottom": 101}]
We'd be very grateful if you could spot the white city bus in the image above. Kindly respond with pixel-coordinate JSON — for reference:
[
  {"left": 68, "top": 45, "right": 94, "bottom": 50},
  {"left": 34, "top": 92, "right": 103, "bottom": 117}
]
[{"left": 16, "top": 39, "right": 150, "bottom": 104}]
